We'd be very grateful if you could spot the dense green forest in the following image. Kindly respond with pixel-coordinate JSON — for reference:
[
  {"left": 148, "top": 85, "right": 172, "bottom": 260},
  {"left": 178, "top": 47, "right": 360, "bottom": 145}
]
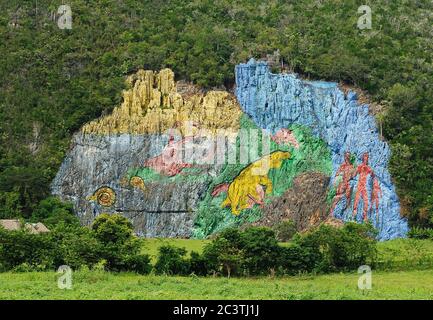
[{"left": 0, "top": 0, "right": 432, "bottom": 227}]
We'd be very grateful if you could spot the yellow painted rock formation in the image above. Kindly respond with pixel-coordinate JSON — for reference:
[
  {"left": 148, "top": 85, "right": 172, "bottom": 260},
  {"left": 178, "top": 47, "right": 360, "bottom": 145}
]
[{"left": 82, "top": 68, "right": 242, "bottom": 136}]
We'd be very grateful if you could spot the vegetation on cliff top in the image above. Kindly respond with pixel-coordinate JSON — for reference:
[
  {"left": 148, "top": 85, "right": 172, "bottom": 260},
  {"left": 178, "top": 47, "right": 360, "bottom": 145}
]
[{"left": 0, "top": 0, "right": 432, "bottom": 226}]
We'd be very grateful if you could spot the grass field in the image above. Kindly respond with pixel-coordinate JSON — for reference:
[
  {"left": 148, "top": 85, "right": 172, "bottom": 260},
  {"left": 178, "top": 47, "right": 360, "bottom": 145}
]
[
  {"left": 1, "top": 238, "right": 433, "bottom": 300},
  {"left": 0, "top": 270, "right": 432, "bottom": 299}
]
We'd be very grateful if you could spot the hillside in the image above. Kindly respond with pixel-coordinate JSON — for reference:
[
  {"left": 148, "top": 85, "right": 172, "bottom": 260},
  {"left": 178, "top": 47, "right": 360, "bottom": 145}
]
[{"left": 0, "top": 0, "right": 432, "bottom": 228}]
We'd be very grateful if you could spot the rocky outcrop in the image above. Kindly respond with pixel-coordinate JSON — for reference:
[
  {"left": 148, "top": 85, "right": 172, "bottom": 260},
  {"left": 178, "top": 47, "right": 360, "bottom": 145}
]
[
  {"left": 52, "top": 63, "right": 408, "bottom": 240},
  {"left": 235, "top": 59, "right": 408, "bottom": 240},
  {"left": 82, "top": 68, "right": 242, "bottom": 136},
  {"left": 51, "top": 133, "right": 214, "bottom": 237},
  {"left": 52, "top": 68, "right": 243, "bottom": 237},
  {"left": 256, "top": 172, "right": 330, "bottom": 231}
]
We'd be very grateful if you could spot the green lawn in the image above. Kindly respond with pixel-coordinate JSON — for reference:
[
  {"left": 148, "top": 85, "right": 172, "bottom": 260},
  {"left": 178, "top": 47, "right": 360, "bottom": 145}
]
[{"left": 0, "top": 270, "right": 432, "bottom": 299}]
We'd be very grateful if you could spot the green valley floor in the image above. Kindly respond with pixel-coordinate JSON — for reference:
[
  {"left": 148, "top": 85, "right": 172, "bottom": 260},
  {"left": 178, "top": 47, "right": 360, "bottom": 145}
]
[
  {"left": 1, "top": 238, "right": 433, "bottom": 300},
  {"left": 0, "top": 270, "right": 432, "bottom": 300}
]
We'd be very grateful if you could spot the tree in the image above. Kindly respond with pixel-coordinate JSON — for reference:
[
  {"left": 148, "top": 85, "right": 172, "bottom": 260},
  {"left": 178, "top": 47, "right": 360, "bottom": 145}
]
[
  {"left": 91, "top": 213, "right": 146, "bottom": 272},
  {"left": 31, "top": 196, "right": 79, "bottom": 227},
  {"left": 154, "top": 245, "right": 190, "bottom": 275},
  {"left": 241, "top": 227, "right": 282, "bottom": 275}
]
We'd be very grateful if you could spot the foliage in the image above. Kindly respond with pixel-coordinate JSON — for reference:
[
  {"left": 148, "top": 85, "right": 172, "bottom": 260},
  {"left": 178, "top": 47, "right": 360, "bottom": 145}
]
[
  {"left": 92, "top": 213, "right": 135, "bottom": 245},
  {"left": 0, "top": 228, "right": 54, "bottom": 271},
  {"left": 48, "top": 222, "right": 101, "bottom": 270},
  {"left": 408, "top": 227, "right": 433, "bottom": 240},
  {"left": 154, "top": 245, "right": 190, "bottom": 276},
  {"left": 202, "top": 225, "right": 375, "bottom": 276},
  {"left": 122, "top": 254, "right": 152, "bottom": 275},
  {"left": 292, "top": 223, "right": 377, "bottom": 272},
  {"left": 240, "top": 227, "right": 282, "bottom": 275},
  {"left": 0, "top": 214, "right": 151, "bottom": 274},
  {"left": 189, "top": 251, "right": 208, "bottom": 276},
  {"left": 91, "top": 214, "right": 150, "bottom": 273},
  {"left": 31, "top": 197, "right": 79, "bottom": 228},
  {"left": 273, "top": 220, "right": 297, "bottom": 242}
]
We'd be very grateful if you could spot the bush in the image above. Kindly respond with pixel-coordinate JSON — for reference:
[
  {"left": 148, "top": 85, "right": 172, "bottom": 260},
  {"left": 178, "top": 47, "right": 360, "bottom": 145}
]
[
  {"left": 278, "top": 244, "right": 319, "bottom": 275},
  {"left": 203, "top": 227, "right": 282, "bottom": 276},
  {"left": 123, "top": 254, "right": 152, "bottom": 275},
  {"left": 0, "top": 227, "right": 55, "bottom": 271},
  {"left": 189, "top": 251, "right": 208, "bottom": 276},
  {"left": 91, "top": 214, "right": 143, "bottom": 272},
  {"left": 202, "top": 228, "right": 245, "bottom": 277},
  {"left": 0, "top": 213, "right": 151, "bottom": 273},
  {"left": 241, "top": 227, "right": 282, "bottom": 275},
  {"left": 31, "top": 197, "right": 79, "bottom": 228},
  {"left": 154, "top": 245, "right": 190, "bottom": 275},
  {"left": 48, "top": 222, "right": 101, "bottom": 270},
  {"left": 408, "top": 227, "right": 433, "bottom": 240},
  {"left": 92, "top": 213, "right": 135, "bottom": 244},
  {"left": 273, "top": 220, "right": 297, "bottom": 242},
  {"left": 292, "top": 223, "right": 377, "bottom": 273}
]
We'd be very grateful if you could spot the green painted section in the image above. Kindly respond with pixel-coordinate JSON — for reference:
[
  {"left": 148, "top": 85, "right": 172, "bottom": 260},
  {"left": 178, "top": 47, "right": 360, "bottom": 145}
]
[{"left": 192, "top": 115, "right": 332, "bottom": 239}]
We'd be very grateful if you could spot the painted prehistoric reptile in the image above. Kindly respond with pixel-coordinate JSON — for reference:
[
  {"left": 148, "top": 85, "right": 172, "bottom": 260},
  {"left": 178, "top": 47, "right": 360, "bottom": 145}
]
[{"left": 212, "top": 151, "right": 291, "bottom": 215}]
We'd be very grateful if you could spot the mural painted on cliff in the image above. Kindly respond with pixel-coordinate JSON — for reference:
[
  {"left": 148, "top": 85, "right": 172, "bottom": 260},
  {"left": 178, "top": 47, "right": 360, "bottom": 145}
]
[
  {"left": 235, "top": 59, "right": 408, "bottom": 240},
  {"left": 52, "top": 62, "right": 408, "bottom": 240}
]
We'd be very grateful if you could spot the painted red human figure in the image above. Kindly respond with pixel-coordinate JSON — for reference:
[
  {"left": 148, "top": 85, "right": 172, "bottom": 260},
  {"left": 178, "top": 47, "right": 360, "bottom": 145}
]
[
  {"left": 330, "top": 152, "right": 356, "bottom": 216},
  {"left": 371, "top": 177, "right": 382, "bottom": 214},
  {"left": 353, "top": 152, "right": 375, "bottom": 221}
]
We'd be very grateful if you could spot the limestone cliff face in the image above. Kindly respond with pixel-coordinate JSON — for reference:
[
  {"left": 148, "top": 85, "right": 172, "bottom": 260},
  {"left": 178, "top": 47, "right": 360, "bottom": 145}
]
[
  {"left": 52, "top": 133, "right": 214, "bottom": 237},
  {"left": 235, "top": 59, "right": 408, "bottom": 240},
  {"left": 52, "top": 68, "right": 242, "bottom": 237},
  {"left": 82, "top": 68, "right": 241, "bottom": 136},
  {"left": 53, "top": 64, "right": 408, "bottom": 240}
]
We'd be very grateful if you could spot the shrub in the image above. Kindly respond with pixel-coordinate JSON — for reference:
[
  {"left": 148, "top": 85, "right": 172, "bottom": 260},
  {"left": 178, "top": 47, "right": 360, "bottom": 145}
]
[
  {"left": 91, "top": 213, "right": 143, "bottom": 272},
  {"left": 0, "top": 227, "right": 55, "bottom": 271},
  {"left": 408, "top": 227, "right": 433, "bottom": 239},
  {"left": 154, "top": 245, "right": 190, "bottom": 275},
  {"left": 92, "top": 213, "right": 135, "bottom": 245},
  {"left": 189, "top": 251, "right": 208, "bottom": 276},
  {"left": 123, "top": 254, "right": 152, "bottom": 275},
  {"left": 0, "top": 213, "right": 151, "bottom": 273},
  {"left": 241, "top": 227, "right": 282, "bottom": 275},
  {"left": 292, "top": 223, "right": 377, "bottom": 273},
  {"left": 31, "top": 197, "right": 79, "bottom": 228},
  {"left": 203, "top": 227, "right": 282, "bottom": 276},
  {"left": 278, "top": 244, "right": 319, "bottom": 275},
  {"left": 202, "top": 228, "right": 245, "bottom": 277},
  {"left": 273, "top": 220, "right": 297, "bottom": 242},
  {"left": 48, "top": 222, "right": 101, "bottom": 270}
]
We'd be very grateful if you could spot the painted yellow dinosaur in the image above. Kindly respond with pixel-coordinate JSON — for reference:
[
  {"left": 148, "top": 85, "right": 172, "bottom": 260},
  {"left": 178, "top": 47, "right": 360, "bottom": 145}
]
[{"left": 212, "top": 151, "right": 291, "bottom": 215}]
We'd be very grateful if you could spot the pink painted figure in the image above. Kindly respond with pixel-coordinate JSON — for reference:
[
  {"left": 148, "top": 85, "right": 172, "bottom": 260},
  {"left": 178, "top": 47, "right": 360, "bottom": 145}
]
[
  {"left": 353, "top": 152, "right": 375, "bottom": 221},
  {"left": 330, "top": 152, "right": 356, "bottom": 216},
  {"left": 143, "top": 128, "right": 216, "bottom": 176},
  {"left": 211, "top": 183, "right": 229, "bottom": 197},
  {"left": 271, "top": 128, "right": 300, "bottom": 149},
  {"left": 143, "top": 135, "right": 193, "bottom": 176}
]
